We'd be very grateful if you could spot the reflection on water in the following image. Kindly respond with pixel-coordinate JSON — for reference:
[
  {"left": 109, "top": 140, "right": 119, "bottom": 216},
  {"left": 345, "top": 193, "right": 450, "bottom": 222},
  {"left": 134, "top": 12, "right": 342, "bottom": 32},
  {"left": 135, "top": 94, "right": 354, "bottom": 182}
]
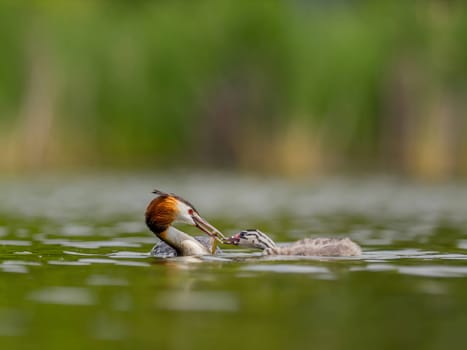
[{"left": 1, "top": 174, "right": 467, "bottom": 349}]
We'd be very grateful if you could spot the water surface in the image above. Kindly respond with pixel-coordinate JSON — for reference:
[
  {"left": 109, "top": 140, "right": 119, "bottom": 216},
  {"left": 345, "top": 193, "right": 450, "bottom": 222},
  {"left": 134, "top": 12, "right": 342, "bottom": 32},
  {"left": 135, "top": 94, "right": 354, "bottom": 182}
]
[{"left": 1, "top": 174, "right": 467, "bottom": 349}]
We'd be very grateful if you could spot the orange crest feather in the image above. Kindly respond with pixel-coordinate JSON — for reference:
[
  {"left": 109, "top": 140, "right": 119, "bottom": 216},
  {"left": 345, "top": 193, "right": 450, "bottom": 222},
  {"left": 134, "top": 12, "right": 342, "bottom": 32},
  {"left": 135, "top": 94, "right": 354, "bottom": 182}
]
[{"left": 145, "top": 195, "right": 179, "bottom": 234}]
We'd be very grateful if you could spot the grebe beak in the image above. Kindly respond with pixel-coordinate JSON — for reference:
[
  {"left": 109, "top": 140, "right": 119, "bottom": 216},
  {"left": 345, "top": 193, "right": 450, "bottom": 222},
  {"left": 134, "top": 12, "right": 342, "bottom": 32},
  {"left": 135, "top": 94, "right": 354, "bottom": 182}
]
[
  {"left": 191, "top": 212, "right": 225, "bottom": 254},
  {"left": 191, "top": 212, "right": 226, "bottom": 242}
]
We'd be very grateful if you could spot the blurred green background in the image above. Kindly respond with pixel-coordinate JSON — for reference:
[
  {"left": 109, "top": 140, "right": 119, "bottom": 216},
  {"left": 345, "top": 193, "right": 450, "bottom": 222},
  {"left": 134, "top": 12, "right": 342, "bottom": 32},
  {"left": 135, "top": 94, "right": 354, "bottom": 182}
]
[{"left": 0, "top": 0, "right": 466, "bottom": 180}]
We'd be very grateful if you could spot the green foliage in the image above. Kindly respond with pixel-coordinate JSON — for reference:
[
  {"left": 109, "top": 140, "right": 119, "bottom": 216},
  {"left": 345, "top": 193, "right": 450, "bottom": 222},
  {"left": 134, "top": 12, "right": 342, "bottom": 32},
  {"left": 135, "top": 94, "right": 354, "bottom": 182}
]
[{"left": 0, "top": 0, "right": 466, "bottom": 177}]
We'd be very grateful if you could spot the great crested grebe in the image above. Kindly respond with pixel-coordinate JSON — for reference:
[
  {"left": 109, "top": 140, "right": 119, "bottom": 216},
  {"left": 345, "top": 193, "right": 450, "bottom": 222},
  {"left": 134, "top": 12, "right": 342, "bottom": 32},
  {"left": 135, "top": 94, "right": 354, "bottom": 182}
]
[
  {"left": 224, "top": 229, "right": 362, "bottom": 256},
  {"left": 145, "top": 190, "right": 226, "bottom": 257}
]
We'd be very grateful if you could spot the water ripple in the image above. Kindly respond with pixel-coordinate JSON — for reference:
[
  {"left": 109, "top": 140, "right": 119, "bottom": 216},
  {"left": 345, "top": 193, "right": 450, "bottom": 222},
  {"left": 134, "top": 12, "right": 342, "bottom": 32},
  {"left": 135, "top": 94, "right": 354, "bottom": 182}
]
[
  {"left": 28, "top": 287, "right": 95, "bottom": 305},
  {"left": 0, "top": 309, "right": 27, "bottom": 336},
  {"left": 77, "top": 258, "right": 150, "bottom": 267},
  {"left": 40, "top": 239, "right": 140, "bottom": 249},
  {"left": 398, "top": 265, "right": 467, "bottom": 278},
  {"left": 86, "top": 274, "right": 128, "bottom": 286},
  {"left": 243, "top": 264, "right": 330, "bottom": 274},
  {"left": 0, "top": 240, "right": 31, "bottom": 246},
  {"left": 156, "top": 291, "right": 238, "bottom": 312}
]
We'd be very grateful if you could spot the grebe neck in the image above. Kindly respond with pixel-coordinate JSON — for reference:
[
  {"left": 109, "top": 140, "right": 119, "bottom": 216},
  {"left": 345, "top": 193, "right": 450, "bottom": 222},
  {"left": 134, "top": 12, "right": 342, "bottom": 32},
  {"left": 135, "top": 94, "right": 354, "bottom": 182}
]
[{"left": 158, "top": 226, "right": 211, "bottom": 256}]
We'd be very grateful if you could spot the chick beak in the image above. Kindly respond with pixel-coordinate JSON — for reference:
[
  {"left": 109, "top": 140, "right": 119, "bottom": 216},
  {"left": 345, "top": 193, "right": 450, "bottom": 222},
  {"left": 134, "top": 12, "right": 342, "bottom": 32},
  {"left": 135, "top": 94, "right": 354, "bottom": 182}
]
[
  {"left": 191, "top": 212, "right": 225, "bottom": 253},
  {"left": 223, "top": 233, "right": 241, "bottom": 245}
]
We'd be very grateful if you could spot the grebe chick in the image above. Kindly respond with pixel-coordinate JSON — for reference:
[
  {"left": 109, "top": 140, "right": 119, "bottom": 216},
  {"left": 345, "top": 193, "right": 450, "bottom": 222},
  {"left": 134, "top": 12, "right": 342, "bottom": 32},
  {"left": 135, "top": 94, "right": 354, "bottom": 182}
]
[
  {"left": 145, "top": 190, "right": 225, "bottom": 257},
  {"left": 225, "top": 229, "right": 361, "bottom": 257}
]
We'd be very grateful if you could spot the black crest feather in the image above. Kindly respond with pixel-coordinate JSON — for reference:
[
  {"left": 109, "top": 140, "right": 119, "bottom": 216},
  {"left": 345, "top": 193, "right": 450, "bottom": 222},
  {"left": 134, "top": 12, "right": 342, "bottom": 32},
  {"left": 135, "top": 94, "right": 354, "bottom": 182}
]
[{"left": 151, "top": 189, "right": 199, "bottom": 213}]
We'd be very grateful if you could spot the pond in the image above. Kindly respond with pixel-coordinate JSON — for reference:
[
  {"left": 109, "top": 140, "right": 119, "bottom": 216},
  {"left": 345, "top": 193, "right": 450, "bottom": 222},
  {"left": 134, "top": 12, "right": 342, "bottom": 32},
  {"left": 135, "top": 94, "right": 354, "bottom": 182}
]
[{"left": 1, "top": 173, "right": 467, "bottom": 350}]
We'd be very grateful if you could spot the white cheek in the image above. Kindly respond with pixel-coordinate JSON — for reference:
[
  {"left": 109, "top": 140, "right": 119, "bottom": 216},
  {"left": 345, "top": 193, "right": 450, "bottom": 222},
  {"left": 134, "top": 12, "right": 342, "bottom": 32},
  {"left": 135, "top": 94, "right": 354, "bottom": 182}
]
[
  {"left": 176, "top": 213, "right": 195, "bottom": 225},
  {"left": 175, "top": 202, "right": 196, "bottom": 225}
]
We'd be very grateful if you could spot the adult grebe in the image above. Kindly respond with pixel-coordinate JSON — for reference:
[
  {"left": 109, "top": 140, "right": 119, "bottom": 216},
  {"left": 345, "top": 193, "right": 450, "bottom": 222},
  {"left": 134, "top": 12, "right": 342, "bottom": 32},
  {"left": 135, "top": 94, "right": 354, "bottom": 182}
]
[
  {"left": 224, "top": 229, "right": 361, "bottom": 256},
  {"left": 145, "top": 190, "right": 225, "bottom": 257}
]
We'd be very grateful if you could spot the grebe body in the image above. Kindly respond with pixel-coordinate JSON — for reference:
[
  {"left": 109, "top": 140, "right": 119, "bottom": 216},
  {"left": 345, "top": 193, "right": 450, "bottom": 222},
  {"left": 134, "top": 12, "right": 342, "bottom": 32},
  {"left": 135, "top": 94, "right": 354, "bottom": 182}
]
[{"left": 151, "top": 235, "right": 221, "bottom": 257}]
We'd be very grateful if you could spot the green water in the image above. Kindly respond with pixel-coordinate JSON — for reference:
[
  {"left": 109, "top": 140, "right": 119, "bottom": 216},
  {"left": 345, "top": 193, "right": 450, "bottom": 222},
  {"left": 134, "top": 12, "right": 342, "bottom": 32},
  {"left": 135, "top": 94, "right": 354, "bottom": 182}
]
[{"left": 1, "top": 174, "right": 467, "bottom": 350}]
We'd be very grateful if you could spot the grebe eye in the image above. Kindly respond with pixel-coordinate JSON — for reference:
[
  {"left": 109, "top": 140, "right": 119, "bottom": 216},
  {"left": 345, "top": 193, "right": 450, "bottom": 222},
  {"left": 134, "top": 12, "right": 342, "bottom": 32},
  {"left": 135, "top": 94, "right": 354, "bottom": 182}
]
[{"left": 188, "top": 208, "right": 194, "bottom": 215}]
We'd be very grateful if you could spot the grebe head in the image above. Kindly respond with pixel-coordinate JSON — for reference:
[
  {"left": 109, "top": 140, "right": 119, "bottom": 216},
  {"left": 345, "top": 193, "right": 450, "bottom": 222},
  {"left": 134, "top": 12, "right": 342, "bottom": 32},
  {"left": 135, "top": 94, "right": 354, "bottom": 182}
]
[
  {"left": 145, "top": 190, "right": 224, "bottom": 239},
  {"left": 224, "top": 229, "right": 276, "bottom": 250}
]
